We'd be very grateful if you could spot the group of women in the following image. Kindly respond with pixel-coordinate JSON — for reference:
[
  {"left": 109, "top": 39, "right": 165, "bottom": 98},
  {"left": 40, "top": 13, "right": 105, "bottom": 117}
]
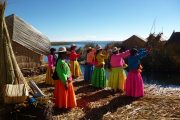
[{"left": 45, "top": 44, "right": 149, "bottom": 109}]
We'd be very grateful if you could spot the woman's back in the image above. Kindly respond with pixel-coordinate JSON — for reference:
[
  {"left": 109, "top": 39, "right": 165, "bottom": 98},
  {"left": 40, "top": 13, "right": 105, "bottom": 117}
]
[
  {"left": 128, "top": 56, "right": 139, "bottom": 70},
  {"left": 110, "top": 54, "right": 125, "bottom": 68}
]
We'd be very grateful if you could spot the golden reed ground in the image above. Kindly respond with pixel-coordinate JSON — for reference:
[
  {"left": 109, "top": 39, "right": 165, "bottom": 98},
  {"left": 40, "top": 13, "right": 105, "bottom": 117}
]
[
  {"left": 1, "top": 74, "right": 180, "bottom": 120},
  {"left": 30, "top": 74, "right": 180, "bottom": 120}
]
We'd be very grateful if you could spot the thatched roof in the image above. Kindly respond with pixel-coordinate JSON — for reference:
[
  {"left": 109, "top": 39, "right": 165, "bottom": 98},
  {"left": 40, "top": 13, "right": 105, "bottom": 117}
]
[
  {"left": 147, "top": 33, "right": 167, "bottom": 42},
  {"left": 122, "top": 35, "right": 146, "bottom": 49},
  {"left": 146, "top": 33, "right": 167, "bottom": 48},
  {"left": 167, "top": 32, "right": 180, "bottom": 43},
  {"left": 5, "top": 14, "right": 51, "bottom": 55}
]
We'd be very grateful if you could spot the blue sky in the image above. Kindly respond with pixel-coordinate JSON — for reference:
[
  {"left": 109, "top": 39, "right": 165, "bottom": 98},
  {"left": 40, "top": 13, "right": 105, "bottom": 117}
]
[{"left": 5, "top": 0, "right": 180, "bottom": 41}]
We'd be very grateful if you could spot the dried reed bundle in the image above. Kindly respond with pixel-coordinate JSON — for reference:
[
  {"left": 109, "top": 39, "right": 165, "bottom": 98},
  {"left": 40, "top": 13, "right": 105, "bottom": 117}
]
[
  {"left": 0, "top": 0, "right": 16, "bottom": 85},
  {"left": 0, "top": 0, "right": 30, "bottom": 100}
]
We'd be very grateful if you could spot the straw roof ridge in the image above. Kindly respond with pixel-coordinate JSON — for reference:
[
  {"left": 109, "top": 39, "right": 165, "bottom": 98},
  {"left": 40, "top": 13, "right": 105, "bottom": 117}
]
[
  {"left": 5, "top": 14, "right": 51, "bottom": 55},
  {"left": 134, "top": 35, "right": 147, "bottom": 41},
  {"left": 125, "top": 35, "right": 146, "bottom": 42},
  {"left": 168, "top": 32, "right": 180, "bottom": 43},
  {"left": 121, "top": 35, "right": 146, "bottom": 49}
]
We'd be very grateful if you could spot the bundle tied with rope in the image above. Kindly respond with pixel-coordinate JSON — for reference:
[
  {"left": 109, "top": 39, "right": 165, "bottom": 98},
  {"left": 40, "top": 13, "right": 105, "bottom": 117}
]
[{"left": 0, "top": 0, "right": 30, "bottom": 104}]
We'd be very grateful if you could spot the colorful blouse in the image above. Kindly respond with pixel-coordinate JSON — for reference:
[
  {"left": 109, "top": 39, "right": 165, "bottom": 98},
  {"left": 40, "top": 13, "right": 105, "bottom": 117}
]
[
  {"left": 110, "top": 50, "right": 130, "bottom": 68},
  {"left": 128, "top": 49, "right": 148, "bottom": 70},
  {"left": 96, "top": 52, "right": 108, "bottom": 66},
  {"left": 56, "top": 59, "right": 71, "bottom": 84},
  {"left": 69, "top": 50, "right": 81, "bottom": 61},
  {"left": 48, "top": 54, "right": 56, "bottom": 69},
  {"left": 86, "top": 48, "right": 96, "bottom": 64}
]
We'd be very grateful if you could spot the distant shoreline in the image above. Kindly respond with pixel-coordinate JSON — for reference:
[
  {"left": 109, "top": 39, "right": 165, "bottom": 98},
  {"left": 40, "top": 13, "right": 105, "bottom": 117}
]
[
  {"left": 51, "top": 41, "right": 120, "bottom": 46},
  {"left": 51, "top": 42, "right": 72, "bottom": 46}
]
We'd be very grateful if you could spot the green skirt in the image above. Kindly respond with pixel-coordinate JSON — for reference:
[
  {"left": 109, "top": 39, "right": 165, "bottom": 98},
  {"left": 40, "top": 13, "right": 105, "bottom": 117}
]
[{"left": 91, "top": 67, "right": 107, "bottom": 88}]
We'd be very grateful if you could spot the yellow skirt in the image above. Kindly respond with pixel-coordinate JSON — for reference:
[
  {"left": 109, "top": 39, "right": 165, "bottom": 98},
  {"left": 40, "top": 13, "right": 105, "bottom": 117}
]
[
  {"left": 108, "top": 67, "right": 126, "bottom": 90},
  {"left": 69, "top": 61, "right": 82, "bottom": 78},
  {"left": 45, "top": 67, "right": 54, "bottom": 85}
]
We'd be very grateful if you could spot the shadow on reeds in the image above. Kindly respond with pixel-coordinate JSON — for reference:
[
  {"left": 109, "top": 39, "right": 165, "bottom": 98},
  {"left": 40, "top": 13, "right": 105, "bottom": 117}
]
[
  {"left": 47, "top": 88, "right": 54, "bottom": 93},
  {"left": 73, "top": 80, "right": 89, "bottom": 87},
  {"left": 75, "top": 85, "right": 100, "bottom": 95},
  {"left": 0, "top": 104, "right": 15, "bottom": 120},
  {"left": 77, "top": 89, "right": 114, "bottom": 111},
  {"left": 10, "top": 105, "right": 47, "bottom": 120},
  {"left": 36, "top": 82, "right": 54, "bottom": 89},
  {"left": 53, "top": 107, "right": 71, "bottom": 116},
  {"left": 80, "top": 96, "right": 136, "bottom": 120}
]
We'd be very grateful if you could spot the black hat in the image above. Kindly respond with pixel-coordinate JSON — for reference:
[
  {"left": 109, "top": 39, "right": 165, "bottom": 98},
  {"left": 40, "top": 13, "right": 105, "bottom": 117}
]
[
  {"left": 50, "top": 48, "right": 56, "bottom": 52},
  {"left": 130, "top": 48, "right": 138, "bottom": 55}
]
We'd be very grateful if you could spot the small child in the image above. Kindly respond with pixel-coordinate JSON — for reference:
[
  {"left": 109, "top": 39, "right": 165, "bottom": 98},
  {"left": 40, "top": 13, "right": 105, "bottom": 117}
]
[{"left": 125, "top": 48, "right": 149, "bottom": 97}]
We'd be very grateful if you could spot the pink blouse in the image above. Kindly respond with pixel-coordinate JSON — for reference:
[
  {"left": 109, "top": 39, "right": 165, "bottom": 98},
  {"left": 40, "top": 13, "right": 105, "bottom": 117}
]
[
  {"left": 48, "top": 54, "right": 56, "bottom": 69},
  {"left": 110, "top": 50, "right": 130, "bottom": 68}
]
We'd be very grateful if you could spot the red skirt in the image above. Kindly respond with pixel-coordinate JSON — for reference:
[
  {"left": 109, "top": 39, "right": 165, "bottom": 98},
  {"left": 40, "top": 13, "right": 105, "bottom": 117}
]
[{"left": 54, "top": 80, "right": 77, "bottom": 108}]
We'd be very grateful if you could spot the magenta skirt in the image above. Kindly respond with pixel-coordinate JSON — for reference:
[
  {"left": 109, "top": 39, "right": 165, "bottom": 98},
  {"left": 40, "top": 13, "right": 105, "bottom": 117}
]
[{"left": 125, "top": 70, "right": 144, "bottom": 97}]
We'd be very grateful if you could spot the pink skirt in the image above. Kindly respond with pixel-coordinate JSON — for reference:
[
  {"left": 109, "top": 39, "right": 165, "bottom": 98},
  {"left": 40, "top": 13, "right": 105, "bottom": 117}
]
[{"left": 125, "top": 70, "right": 144, "bottom": 97}]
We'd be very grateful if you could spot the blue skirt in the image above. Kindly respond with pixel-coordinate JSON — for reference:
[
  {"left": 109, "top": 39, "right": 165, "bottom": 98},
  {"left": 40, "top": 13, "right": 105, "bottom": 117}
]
[{"left": 84, "top": 64, "right": 94, "bottom": 81}]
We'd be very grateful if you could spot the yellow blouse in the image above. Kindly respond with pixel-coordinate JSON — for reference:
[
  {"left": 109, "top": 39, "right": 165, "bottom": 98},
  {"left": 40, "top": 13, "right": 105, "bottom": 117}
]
[{"left": 96, "top": 52, "right": 108, "bottom": 66}]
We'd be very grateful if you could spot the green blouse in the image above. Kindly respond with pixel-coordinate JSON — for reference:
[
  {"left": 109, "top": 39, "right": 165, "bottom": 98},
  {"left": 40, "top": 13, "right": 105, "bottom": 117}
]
[{"left": 56, "top": 59, "right": 71, "bottom": 84}]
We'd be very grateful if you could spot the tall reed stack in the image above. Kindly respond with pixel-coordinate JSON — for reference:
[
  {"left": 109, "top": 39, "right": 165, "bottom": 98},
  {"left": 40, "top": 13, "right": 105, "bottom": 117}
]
[{"left": 0, "top": 0, "right": 30, "bottom": 98}]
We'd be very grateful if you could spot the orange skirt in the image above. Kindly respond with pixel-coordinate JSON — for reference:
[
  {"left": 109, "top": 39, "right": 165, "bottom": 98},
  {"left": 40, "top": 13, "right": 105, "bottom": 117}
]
[{"left": 54, "top": 80, "right": 77, "bottom": 108}]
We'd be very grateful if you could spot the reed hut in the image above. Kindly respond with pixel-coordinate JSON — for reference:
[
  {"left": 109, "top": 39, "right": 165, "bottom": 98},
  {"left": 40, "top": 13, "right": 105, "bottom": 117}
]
[
  {"left": 5, "top": 14, "right": 51, "bottom": 69},
  {"left": 166, "top": 31, "right": 180, "bottom": 46},
  {"left": 122, "top": 35, "right": 146, "bottom": 49},
  {"left": 165, "top": 31, "right": 180, "bottom": 68},
  {"left": 166, "top": 31, "right": 180, "bottom": 55}
]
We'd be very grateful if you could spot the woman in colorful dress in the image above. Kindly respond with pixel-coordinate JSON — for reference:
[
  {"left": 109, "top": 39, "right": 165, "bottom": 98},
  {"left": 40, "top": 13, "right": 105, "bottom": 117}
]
[
  {"left": 91, "top": 45, "right": 108, "bottom": 88},
  {"left": 125, "top": 48, "right": 149, "bottom": 97},
  {"left": 54, "top": 46, "right": 77, "bottom": 109},
  {"left": 45, "top": 48, "right": 57, "bottom": 85},
  {"left": 84, "top": 47, "right": 96, "bottom": 81},
  {"left": 69, "top": 44, "right": 82, "bottom": 79},
  {"left": 108, "top": 47, "right": 130, "bottom": 92}
]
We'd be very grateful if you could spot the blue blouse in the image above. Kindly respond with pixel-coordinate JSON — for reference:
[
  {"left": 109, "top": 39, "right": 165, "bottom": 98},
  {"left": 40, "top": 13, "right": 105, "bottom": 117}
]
[{"left": 128, "top": 49, "right": 148, "bottom": 70}]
